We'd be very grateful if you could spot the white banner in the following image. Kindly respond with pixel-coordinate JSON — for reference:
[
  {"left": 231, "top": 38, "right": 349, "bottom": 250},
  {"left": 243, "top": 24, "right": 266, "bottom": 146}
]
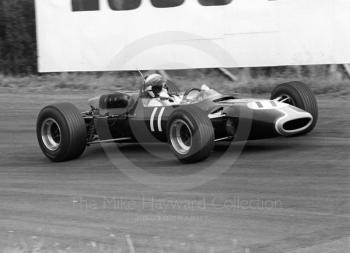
[{"left": 35, "top": 0, "right": 350, "bottom": 72}]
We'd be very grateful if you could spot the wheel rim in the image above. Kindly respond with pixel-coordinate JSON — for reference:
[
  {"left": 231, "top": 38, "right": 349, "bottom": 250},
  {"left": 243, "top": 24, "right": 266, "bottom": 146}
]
[
  {"left": 41, "top": 118, "right": 61, "bottom": 151},
  {"left": 278, "top": 94, "right": 295, "bottom": 106},
  {"left": 170, "top": 119, "right": 192, "bottom": 155}
]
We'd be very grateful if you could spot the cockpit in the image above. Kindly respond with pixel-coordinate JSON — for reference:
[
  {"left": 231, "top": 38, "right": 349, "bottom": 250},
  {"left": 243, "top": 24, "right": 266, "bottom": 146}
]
[{"left": 142, "top": 84, "right": 222, "bottom": 107}]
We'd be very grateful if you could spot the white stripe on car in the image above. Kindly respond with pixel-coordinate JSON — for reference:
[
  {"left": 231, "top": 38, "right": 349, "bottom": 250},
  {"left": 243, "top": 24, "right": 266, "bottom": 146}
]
[
  {"left": 150, "top": 107, "right": 158, "bottom": 132},
  {"left": 157, "top": 107, "right": 165, "bottom": 132}
]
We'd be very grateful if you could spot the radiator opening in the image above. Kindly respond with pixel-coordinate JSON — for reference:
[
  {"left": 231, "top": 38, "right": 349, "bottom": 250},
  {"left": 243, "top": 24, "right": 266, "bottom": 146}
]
[{"left": 283, "top": 118, "right": 312, "bottom": 131}]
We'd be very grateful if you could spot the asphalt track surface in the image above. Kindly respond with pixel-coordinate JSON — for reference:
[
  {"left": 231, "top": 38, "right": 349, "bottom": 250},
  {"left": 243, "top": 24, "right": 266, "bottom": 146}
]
[{"left": 0, "top": 91, "right": 349, "bottom": 252}]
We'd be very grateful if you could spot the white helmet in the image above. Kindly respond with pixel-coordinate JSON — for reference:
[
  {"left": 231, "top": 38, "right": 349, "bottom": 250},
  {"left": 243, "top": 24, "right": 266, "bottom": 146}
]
[{"left": 145, "top": 74, "right": 166, "bottom": 97}]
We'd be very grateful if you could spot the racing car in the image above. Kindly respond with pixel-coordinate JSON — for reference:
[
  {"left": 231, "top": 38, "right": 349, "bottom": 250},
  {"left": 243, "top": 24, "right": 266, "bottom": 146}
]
[{"left": 36, "top": 78, "right": 318, "bottom": 163}]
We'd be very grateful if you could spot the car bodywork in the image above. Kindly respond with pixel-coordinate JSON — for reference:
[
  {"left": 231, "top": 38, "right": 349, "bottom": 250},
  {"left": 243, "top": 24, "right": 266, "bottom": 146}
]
[{"left": 83, "top": 88, "right": 313, "bottom": 146}]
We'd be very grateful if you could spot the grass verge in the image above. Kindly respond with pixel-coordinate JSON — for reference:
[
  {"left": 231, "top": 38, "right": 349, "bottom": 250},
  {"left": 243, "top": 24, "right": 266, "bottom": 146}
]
[{"left": 0, "top": 72, "right": 349, "bottom": 97}]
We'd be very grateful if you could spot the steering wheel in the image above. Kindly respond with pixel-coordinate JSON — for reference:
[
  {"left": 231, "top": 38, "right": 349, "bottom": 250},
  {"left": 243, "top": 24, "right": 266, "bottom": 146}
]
[{"left": 183, "top": 88, "right": 201, "bottom": 99}]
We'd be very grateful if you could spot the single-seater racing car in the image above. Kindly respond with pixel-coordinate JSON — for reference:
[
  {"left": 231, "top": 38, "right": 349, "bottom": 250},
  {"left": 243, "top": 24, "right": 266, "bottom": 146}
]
[{"left": 36, "top": 77, "right": 318, "bottom": 163}]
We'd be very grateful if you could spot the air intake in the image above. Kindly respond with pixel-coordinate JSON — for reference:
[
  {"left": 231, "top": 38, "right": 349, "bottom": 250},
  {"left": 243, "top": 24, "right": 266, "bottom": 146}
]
[{"left": 283, "top": 118, "right": 312, "bottom": 131}]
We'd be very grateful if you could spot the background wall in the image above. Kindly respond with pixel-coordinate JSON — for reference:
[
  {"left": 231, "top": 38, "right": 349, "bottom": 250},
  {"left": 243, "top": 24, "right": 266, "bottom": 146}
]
[{"left": 0, "top": 0, "right": 349, "bottom": 93}]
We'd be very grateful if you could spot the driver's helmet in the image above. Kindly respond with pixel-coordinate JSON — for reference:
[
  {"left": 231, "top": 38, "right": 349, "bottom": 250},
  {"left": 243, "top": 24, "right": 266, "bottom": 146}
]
[{"left": 145, "top": 74, "right": 166, "bottom": 98}]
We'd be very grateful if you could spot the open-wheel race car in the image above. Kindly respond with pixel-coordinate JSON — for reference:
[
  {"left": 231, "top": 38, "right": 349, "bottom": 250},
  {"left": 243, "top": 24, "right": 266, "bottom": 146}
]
[{"left": 37, "top": 76, "right": 318, "bottom": 163}]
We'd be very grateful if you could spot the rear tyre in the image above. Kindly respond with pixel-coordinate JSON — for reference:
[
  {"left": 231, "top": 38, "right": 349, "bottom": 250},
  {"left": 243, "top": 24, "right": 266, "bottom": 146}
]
[
  {"left": 167, "top": 106, "right": 214, "bottom": 163},
  {"left": 36, "top": 103, "right": 87, "bottom": 162},
  {"left": 270, "top": 81, "right": 318, "bottom": 135}
]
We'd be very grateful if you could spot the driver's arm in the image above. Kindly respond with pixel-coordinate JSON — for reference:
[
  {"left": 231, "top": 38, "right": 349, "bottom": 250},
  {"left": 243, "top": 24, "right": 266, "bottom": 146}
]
[
  {"left": 170, "top": 95, "right": 182, "bottom": 104},
  {"left": 201, "top": 84, "right": 211, "bottom": 91}
]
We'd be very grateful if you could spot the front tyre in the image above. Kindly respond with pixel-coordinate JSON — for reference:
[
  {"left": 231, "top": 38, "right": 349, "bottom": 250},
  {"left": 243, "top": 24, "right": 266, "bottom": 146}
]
[
  {"left": 36, "top": 103, "right": 87, "bottom": 162},
  {"left": 167, "top": 106, "right": 214, "bottom": 163},
  {"left": 271, "top": 81, "right": 318, "bottom": 135}
]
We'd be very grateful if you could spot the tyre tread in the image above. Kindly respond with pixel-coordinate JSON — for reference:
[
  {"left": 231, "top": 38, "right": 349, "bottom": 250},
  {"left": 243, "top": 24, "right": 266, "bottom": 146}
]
[
  {"left": 167, "top": 106, "right": 214, "bottom": 163},
  {"left": 271, "top": 81, "right": 318, "bottom": 135},
  {"left": 37, "top": 103, "right": 87, "bottom": 162}
]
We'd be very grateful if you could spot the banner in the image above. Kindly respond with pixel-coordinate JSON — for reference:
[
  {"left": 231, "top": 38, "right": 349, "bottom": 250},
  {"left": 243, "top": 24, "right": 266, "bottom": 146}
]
[{"left": 35, "top": 0, "right": 350, "bottom": 72}]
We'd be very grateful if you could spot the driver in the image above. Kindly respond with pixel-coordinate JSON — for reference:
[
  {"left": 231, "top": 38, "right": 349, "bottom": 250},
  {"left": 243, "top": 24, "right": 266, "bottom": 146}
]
[{"left": 144, "top": 74, "right": 181, "bottom": 106}]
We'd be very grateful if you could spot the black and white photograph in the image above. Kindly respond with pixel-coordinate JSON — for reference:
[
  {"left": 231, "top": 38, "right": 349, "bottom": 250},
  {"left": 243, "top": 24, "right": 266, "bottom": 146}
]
[{"left": 0, "top": 0, "right": 349, "bottom": 252}]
